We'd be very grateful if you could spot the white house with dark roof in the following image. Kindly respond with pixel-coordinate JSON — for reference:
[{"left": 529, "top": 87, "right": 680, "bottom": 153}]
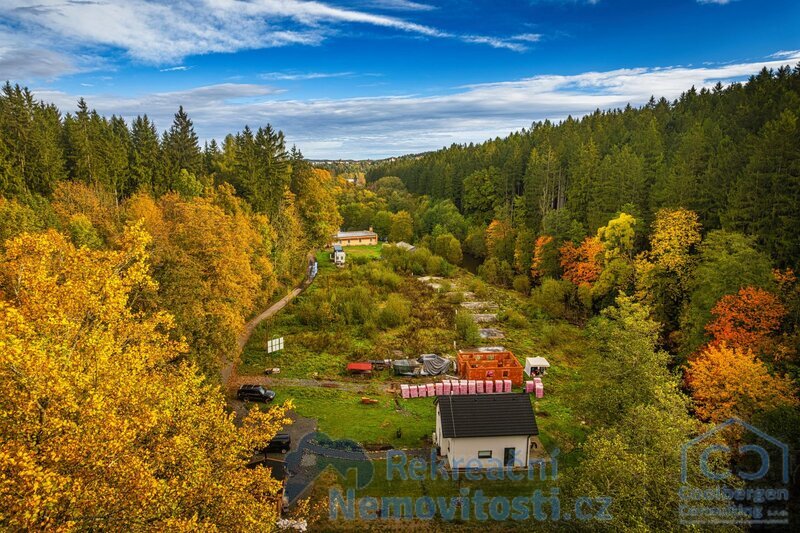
[{"left": 434, "top": 394, "right": 538, "bottom": 469}]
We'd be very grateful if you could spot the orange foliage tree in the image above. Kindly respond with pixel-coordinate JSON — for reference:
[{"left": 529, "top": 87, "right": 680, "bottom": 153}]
[
  {"left": 485, "top": 219, "right": 513, "bottom": 258},
  {"left": 686, "top": 343, "right": 797, "bottom": 422},
  {"left": 530, "top": 235, "right": 554, "bottom": 281},
  {"left": 559, "top": 236, "right": 604, "bottom": 286},
  {"left": 705, "top": 286, "right": 786, "bottom": 352}
]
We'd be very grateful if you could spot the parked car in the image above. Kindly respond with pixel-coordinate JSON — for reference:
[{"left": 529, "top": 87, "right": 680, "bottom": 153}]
[
  {"left": 261, "top": 433, "right": 291, "bottom": 454},
  {"left": 236, "top": 384, "right": 276, "bottom": 402}
]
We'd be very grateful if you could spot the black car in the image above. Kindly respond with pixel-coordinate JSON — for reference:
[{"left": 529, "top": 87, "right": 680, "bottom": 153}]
[
  {"left": 236, "top": 384, "right": 276, "bottom": 402},
  {"left": 262, "top": 433, "right": 291, "bottom": 454}
]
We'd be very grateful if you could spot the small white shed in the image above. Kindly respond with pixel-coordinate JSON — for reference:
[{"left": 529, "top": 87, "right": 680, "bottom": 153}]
[
  {"left": 331, "top": 245, "right": 346, "bottom": 266},
  {"left": 524, "top": 357, "right": 550, "bottom": 377}
]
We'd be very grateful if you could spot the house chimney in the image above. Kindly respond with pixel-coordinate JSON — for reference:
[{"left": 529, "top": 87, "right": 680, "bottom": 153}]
[{"left": 369, "top": 226, "right": 373, "bottom": 232}]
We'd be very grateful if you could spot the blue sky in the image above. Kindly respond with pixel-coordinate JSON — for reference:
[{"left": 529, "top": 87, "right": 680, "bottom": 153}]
[{"left": 1, "top": 0, "right": 798, "bottom": 158}]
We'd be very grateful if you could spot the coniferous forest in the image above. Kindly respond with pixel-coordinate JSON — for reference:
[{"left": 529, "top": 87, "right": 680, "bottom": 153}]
[
  {"left": 368, "top": 66, "right": 800, "bottom": 269},
  {"left": 365, "top": 66, "right": 800, "bottom": 358}
]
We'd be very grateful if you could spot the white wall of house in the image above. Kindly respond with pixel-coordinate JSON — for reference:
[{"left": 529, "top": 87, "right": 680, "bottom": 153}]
[{"left": 447, "top": 435, "right": 530, "bottom": 469}]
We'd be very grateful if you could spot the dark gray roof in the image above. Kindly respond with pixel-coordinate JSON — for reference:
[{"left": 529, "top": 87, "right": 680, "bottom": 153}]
[{"left": 436, "top": 394, "right": 538, "bottom": 438}]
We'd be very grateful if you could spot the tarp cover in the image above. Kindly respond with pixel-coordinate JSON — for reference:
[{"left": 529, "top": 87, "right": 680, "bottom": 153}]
[
  {"left": 392, "top": 359, "right": 420, "bottom": 375},
  {"left": 420, "top": 354, "right": 452, "bottom": 376}
]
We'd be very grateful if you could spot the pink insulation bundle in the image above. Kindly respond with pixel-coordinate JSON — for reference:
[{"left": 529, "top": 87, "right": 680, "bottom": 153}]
[
  {"left": 442, "top": 381, "right": 451, "bottom": 395},
  {"left": 525, "top": 381, "right": 535, "bottom": 394},
  {"left": 426, "top": 383, "right": 435, "bottom": 396},
  {"left": 435, "top": 383, "right": 443, "bottom": 396},
  {"left": 467, "top": 380, "right": 475, "bottom": 394},
  {"left": 504, "top": 379, "right": 512, "bottom": 393},
  {"left": 476, "top": 380, "right": 485, "bottom": 394},
  {"left": 400, "top": 384, "right": 410, "bottom": 399},
  {"left": 535, "top": 383, "right": 544, "bottom": 398},
  {"left": 410, "top": 385, "right": 418, "bottom": 398},
  {"left": 534, "top": 377, "right": 542, "bottom": 385},
  {"left": 418, "top": 384, "right": 427, "bottom": 397},
  {"left": 485, "top": 380, "right": 493, "bottom": 393},
  {"left": 460, "top": 380, "right": 468, "bottom": 395},
  {"left": 495, "top": 380, "right": 504, "bottom": 393}
]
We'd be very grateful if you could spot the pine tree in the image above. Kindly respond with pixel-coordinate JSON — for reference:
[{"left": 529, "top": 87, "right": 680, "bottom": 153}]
[{"left": 160, "top": 106, "right": 202, "bottom": 192}]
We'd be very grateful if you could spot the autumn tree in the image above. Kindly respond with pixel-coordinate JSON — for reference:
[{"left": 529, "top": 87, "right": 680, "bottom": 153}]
[
  {"left": 124, "top": 187, "right": 273, "bottom": 377},
  {"left": 680, "top": 230, "right": 774, "bottom": 354},
  {"left": 560, "top": 236, "right": 603, "bottom": 286},
  {"left": 686, "top": 343, "right": 797, "bottom": 423},
  {"left": 485, "top": 218, "right": 514, "bottom": 263},
  {"left": 592, "top": 213, "right": 637, "bottom": 305},
  {"left": 530, "top": 235, "right": 559, "bottom": 282},
  {"left": 705, "top": 287, "right": 786, "bottom": 353},
  {"left": 389, "top": 210, "right": 414, "bottom": 242},
  {"left": 0, "top": 226, "right": 291, "bottom": 530},
  {"left": 635, "top": 208, "right": 702, "bottom": 335}
]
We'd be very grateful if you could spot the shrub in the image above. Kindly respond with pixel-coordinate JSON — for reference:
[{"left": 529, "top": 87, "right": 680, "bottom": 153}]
[
  {"left": 337, "top": 286, "right": 374, "bottom": 325},
  {"left": 446, "top": 291, "right": 464, "bottom": 305},
  {"left": 364, "top": 263, "right": 402, "bottom": 289},
  {"left": 455, "top": 311, "right": 481, "bottom": 345},
  {"left": 478, "top": 257, "right": 514, "bottom": 287},
  {"left": 378, "top": 294, "right": 412, "bottom": 329},
  {"left": 297, "top": 290, "right": 336, "bottom": 326},
  {"left": 471, "top": 279, "right": 490, "bottom": 299},
  {"left": 499, "top": 309, "right": 528, "bottom": 329},
  {"left": 513, "top": 275, "right": 531, "bottom": 295},
  {"left": 530, "top": 278, "right": 576, "bottom": 320}
]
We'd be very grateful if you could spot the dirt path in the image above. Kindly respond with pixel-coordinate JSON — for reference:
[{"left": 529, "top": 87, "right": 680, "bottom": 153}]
[
  {"left": 221, "top": 252, "right": 317, "bottom": 387},
  {"left": 227, "top": 375, "right": 396, "bottom": 393}
]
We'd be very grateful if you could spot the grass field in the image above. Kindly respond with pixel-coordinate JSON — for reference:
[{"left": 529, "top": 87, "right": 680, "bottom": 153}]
[
  {"left": 283, "top": 386, "right": 436, "bottom": 448},
  {"left": 240, "top": 249, "right": 594, "bottom": 511}
]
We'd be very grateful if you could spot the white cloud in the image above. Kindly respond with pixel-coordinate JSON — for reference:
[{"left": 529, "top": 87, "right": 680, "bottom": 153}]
[
  {"left": 260, "top": 71, "right": 355, "bottom": 80},
  {"left": 362, "top": 0, "right": 436, "bottom": 11},
  {"left": 160, "top": 66, "right": 193, "bottom": 72},
  {"left": 0, "top": 0, "right": 509, "bottom": 69},
  {"left": 35, "top": 53, "right": 800, "bottom": 159},
  {"left": 697, "top": 0, "right": 736, "bottom": 4},
  {"left": 511, "top": 33, "right": 543, "bottom": 43}
]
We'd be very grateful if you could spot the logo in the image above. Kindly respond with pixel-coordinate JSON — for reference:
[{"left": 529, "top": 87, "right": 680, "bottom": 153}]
[
  {"left": 679, "top": 418, "right": 790, "bottom": 526},
  {"left": 284, "top": 431, "right": 374, "bottom": 504}
]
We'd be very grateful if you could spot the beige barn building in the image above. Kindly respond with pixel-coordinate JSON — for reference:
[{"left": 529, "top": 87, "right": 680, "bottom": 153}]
[{"left": 331, "top": 228, "right": 378, "bottom": 247}]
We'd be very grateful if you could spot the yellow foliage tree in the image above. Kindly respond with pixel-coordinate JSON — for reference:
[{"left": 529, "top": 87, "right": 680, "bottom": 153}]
[
  {"left": 124, "top": 189, "right": 269, "bottom": 377},
  {"left": 648, "top": 208, "right": 701, "bottom": 276},
  {"left": 0, "top": 226, "right": 291, "bottom": 531},
  {"left": 686, "top": 343, "right": 797, "bottom": 423}
]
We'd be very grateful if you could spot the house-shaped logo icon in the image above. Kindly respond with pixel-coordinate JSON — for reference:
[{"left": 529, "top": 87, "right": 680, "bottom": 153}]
[{"left": 680, "top": 417, "right": 789, "bottom": 484}]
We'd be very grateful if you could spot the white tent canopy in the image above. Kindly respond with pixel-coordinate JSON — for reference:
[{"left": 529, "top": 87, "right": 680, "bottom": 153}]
[{"left": 524, "top": 357, "right": 551, "bottom": 376}]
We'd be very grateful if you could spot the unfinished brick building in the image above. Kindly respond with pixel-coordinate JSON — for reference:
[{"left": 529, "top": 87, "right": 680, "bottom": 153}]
[{"left": 457, "top": 347, "right": 524, "bottom": 386}]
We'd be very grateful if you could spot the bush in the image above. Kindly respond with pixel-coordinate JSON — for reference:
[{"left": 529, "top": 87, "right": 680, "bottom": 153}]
[
  {"left": 455, "top": 311, "right": 481, "bottom": 345},
  {"left": 337, "top": 286, "right": 374, "bottom": 325},
  {"left": 471, "top": 279, "right": 490, "bottom": 299},
  {"left": 378, "top": 294, "right": 412, "bottom": 329},
  {"left": 364, "top": 263, "right": 402, "bottom": 289},
  {"left": 478, "top": 257, "right": 514, "bottom": 287},
  {"left": 530, "top": 278, "right": 576, "bottom": 320},
  {"left": 499, "top": 308, "right": 528, "bottom": 329},
  {"left": 297, "top": 291, "right": 336, "bottom": 327},
  {"left": 446, "top": 291, "right": 464, "bottom": 305},
  {"left": 513, "top": 275, "right": 531, "bottom": 295}
]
